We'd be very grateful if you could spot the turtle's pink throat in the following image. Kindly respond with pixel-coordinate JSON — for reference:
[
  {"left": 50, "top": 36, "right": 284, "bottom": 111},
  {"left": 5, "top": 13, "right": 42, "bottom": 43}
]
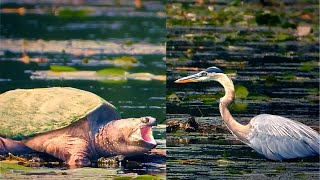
[{"left": 140, "top": 126, "right": 157, "bottom": 145}]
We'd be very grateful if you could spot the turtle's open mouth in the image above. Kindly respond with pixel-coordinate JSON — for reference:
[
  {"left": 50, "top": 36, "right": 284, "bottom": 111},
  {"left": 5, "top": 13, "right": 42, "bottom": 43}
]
[{"left": 140, "top": 126, "right": 157, "bottom": 145}]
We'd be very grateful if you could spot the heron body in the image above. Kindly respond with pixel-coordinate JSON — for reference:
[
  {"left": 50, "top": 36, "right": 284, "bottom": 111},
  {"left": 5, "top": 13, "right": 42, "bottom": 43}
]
[{"left": 175, "top": 66, "right": 320, "bottom": 160}]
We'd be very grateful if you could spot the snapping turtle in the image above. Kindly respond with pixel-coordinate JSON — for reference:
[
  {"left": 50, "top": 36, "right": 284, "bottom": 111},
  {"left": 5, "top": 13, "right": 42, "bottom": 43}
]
[{"left": 0, "top": 87, "right": 157, "bottom": 166}]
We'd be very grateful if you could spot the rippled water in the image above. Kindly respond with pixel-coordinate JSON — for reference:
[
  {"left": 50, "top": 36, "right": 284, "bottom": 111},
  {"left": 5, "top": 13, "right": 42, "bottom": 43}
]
[
  {"left": 0, "top": 0, "right": 166, "bottom": 178},
  {"left": 166, "top": 0, "right": 319, "bottom": 179}
]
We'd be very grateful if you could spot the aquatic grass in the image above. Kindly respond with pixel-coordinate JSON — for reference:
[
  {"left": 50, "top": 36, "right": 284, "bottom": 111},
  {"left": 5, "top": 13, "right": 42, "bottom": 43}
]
[{"left": 50, "top": 65, "right": 77, "bottom": 72}]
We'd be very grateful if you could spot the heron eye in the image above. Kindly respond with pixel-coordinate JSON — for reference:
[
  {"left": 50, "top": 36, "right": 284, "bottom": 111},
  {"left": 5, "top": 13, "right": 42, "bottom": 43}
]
[
  {"left": 200, "top": 72, "right": 207, "bottom": 76},
  {"left": 142, "top": 117, "right": 149, "bottom": 123}
]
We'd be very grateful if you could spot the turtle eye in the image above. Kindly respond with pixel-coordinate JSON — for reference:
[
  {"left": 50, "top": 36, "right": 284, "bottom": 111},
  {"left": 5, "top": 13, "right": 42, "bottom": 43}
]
[
  {"left": 141, "top": 117, "right": 149, "bottom": 123},
  {"left": 199, "top": 72, "right": 207, "bottom": 76}
]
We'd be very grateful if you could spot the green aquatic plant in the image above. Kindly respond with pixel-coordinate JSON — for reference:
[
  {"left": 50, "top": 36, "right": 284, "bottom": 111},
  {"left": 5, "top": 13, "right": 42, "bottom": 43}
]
[
  {"left": 274, "top": 33, "right": 295, "bottom": 42},
  {"left": 274, "top": 166, "right": 287, "bottom": 173},
  {"left": 124, "top": 41, "right": 135, "bottom": 46},
  {"left": 231, "top": 102, "right": 248, "bottom": 111},
  {"left": 235, "top": 85, "right": 249, "bottom": 98},
  {"left": 282, "top": 72, "right": 296, "bottom": 80},
  {"left": 50, "top": 65, "right": 77, "bottom": 72},
  {"left": 135, "top": 175, "right": 164, "bottom": 180},
  {"left": 264, "top": 75, "right": 278, "bottom": 86},
  {"left": 82, "top": 57, "right": 89, "bottom": 64},
  {"left": 178, "top": 56, "right": 188, "bottom": 61},
  {"left": 113, "top": 56, "right": 138, "bottom": 63},
  {"left": 113, "top": 177, "right": 132, "bottom": 180},
  {"left": 298, "top": 61, "right": 317, "bottom": 72},
  {"left": 96, "top": 68, "right": 126, "bottom": 76},
  {"left": 294, "top": 173, "right": 306, "bottom": 179},
  {"left": 57, "top": 8, "right": 92, "bottom": 18},
  {"left": 0, "top": 161, "right": 32, "bottom": 173}
]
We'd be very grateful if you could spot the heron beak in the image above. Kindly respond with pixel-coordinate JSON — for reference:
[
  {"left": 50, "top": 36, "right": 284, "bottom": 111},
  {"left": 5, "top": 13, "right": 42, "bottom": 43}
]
[{"left": 175, "top": 74, "right": 199, "bottom": 83}]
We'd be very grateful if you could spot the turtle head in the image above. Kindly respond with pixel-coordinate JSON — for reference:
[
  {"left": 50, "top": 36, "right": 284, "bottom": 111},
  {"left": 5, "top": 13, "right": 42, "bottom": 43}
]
[{"left": 95, "top": 116, "right": 157, "bottom": 157}]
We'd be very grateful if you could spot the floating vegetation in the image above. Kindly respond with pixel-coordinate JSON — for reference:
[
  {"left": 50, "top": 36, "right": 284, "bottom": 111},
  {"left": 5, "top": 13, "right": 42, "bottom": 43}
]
[
  {"left": 57, "top": 8, "right": 92, "bottom": 18},
  {"left": 235, "top": 85, "right": 249, "bottom": 99},
  {"left": 0, "top": 161, "right": 32, "bottom": 173},
  {"left": 50, "top": 65, "right": 77, "bottom": 72},
  {"left": 96, "top": 68, "right": 126, "bottom": 76},
  {"left": 274, "top": 166, "right": 287, "bottom": 173},
  {"left": 113, "top": 56, "right": 138, "bottom": 63},
  {"left": 298, "top": 61, "right": 318, "bottom": 72},
  {"left": 231, "top": 102, "right": 248, "bottom": 111},
  {"left": 274, "top": 33, "right": 295, "bottom": 42},
  {"left": 264, "top": 75, "right": 278, "bottom": 86}
]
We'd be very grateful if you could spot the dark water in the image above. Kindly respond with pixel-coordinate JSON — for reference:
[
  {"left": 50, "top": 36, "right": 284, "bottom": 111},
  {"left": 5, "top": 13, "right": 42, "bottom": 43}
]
[
  {"left": 0, "top": 0, "right": 166, "bottom": 178},
  {"left": 166, "top": 0, "right": 319, "bottom": 179}
]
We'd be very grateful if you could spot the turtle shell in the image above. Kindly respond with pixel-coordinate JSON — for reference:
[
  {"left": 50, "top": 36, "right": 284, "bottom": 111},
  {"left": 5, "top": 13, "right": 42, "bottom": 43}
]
[{"left": 0, "top": 87, "right": 121, "bottom": 139}]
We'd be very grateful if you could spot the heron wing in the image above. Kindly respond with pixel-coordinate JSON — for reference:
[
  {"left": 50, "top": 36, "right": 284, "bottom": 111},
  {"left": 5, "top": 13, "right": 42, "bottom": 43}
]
[{"left": 247, "top": 114, "right": 319, "bottom": 160}]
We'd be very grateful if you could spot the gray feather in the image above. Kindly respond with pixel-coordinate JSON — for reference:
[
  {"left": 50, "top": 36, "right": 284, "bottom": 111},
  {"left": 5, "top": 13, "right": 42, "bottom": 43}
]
[{"left": 247, "top": 114, "right": 319, "bottom": 160}]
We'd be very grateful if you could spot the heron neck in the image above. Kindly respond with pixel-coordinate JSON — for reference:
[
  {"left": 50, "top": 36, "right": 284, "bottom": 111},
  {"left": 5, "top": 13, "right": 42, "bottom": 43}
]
[{"left": 216, "top": 74, "right": 250, "bottom": 142}]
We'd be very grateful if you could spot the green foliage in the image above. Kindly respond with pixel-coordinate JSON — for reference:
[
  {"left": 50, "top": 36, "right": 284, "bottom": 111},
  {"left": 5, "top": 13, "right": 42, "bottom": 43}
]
[
  {"left": 298, "top": 61, "right": 317, "bottom": 72},
  {"left": 274, "top": 166, "right": 287, "bottom": 173},
  {"left": 82, "top": 57, "right": 89, "bottom": 64},
  {"left": 135, "top": 175, "right": 164, "bottom": 180},
  {"left": 96, "top": 68, "right": 126, "bottom": 76},
  {"left": 274, "top": 33, "right": 294, "bottom": 41},
  {"left": 231, "top": 102, "right": 248, "bottom": 111},
  {"left": 0, "top": 161, "right": 32, "bottom": 173},
  {"left": 282, "top": 72, "right": 296, "bottom": 80},
  {"left": 178, "top": 56, "right": 188, "bottom": 61},
  {"left": 58, "top": 8, "right": 91, "bottom": 18},
  {"left": 50, "top": 65, "right": 77, "bottom": 72},
  {"left": 113, "top": 56, "right": 138, "bottom": 63},
  {"left": 264, "top": 75, "right": 278, "bottom": 86},
  {"left": 235, "top": 85, "right": 249, "bottom": 98},
  {"left": 124, "top": 41, "right": 135, "bottom": 46},
  {"left": 113, "top": 177, "right": 132, "bottom": 180}
]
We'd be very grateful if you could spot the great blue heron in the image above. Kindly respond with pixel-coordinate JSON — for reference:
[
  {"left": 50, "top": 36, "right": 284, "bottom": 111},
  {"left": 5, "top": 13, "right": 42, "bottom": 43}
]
[{"left": 175, "top": 66, "right": 319, "bottom": 160}]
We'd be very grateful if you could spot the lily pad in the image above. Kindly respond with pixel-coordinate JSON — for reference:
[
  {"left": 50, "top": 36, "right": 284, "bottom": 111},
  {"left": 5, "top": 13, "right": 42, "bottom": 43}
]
[
  {"left": 96, "top": 68, "right": 126, "bottom": 76},
  {"left": 50, "top": 65, "right": 77, "bottom": 72}
]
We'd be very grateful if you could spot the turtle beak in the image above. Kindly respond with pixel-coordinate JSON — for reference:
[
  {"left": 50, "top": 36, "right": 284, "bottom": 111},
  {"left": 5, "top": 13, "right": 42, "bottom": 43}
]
[
  {"left": 175, "top": 73, "right": 201, "bottom": 83},
  {"left": 139, "top": 116, "right": 157, "bottom": 146}
]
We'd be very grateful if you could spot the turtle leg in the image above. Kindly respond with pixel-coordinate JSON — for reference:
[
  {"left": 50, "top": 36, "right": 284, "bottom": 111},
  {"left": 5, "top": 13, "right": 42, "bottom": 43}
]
[
  {"left": 25, "top": 134, "right": 92, "bottom": 167},
  {"left": 0, "top": 137, "right": 35, "bottom": 155}
]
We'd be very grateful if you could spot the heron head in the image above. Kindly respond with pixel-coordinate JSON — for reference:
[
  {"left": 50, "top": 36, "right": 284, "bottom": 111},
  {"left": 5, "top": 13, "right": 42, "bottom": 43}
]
[{"left": 175, "top": 66, "right": 223, "bottom": 83}]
